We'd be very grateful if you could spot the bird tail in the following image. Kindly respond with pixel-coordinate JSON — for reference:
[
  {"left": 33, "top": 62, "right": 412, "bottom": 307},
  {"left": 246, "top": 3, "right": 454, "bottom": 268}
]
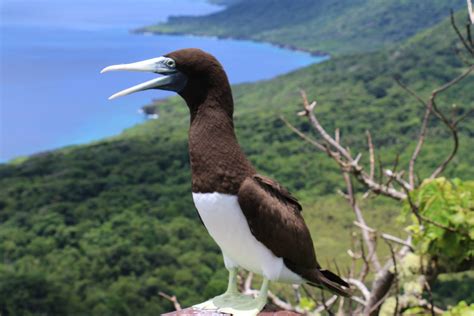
[{"left": 307, "top": 268, "right": 351, "bottom": 297}]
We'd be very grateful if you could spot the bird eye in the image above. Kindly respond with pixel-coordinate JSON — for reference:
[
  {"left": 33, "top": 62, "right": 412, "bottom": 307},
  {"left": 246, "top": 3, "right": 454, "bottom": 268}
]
[{"left": 166, "top": 59, "right": 176, "bottom": 68}]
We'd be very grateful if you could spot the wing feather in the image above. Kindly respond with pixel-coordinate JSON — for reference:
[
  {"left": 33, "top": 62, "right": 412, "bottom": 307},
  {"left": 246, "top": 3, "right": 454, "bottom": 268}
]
[{"left": 237, "top": 174, "right": 318, "bottom": 270}]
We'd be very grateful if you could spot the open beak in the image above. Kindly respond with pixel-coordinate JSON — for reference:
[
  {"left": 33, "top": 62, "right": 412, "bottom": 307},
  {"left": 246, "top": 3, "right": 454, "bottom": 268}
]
[{"left": 101, "top": 56, "right": 186, "bottom": 100}]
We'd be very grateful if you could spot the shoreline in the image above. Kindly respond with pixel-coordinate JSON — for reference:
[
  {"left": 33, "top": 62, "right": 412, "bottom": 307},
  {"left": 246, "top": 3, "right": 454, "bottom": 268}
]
[{"left": 133, "top": 28, "right": 330, "bottom": 58}]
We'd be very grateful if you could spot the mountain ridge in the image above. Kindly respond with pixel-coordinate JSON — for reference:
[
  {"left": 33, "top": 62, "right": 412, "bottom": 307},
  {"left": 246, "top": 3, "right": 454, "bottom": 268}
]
[{"left": 140, "top": 0, "right": 465, "bottom": 55}]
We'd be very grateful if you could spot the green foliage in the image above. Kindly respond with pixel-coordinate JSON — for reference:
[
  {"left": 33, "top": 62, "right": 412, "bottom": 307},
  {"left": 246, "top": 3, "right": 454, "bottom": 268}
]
[
  {"left": 443, "top": 301, "right": 474, "bottom": 316},
  {"left": 0, "top": 138, "right": 225, "bottom": 315},
  {"left": 433, "top": 271, "right": 474, "bottom": 309},
  {"left": 141, "top": 0, "right": 464, "bottom": 55},
  {"left": 406, "top": 178, "right": 474, "bottom": 269}
]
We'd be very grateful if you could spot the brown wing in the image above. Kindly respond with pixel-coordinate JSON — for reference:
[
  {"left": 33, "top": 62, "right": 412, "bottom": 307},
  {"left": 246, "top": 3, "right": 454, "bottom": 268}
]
[{"left": 237, "top": 174, "right": 319, "bottom": 271}]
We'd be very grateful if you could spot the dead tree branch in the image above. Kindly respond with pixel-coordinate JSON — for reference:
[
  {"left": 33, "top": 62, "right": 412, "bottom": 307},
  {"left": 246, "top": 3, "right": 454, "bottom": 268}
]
[
  {"left": 407, "top": 91, "right": 432, "bottom": 189},
  {"left": 276, "top": 13, "right": 473, "bottom": 315},
  {"left": 342, "top": 172, "right": 382, "bottom": 272},
  {"left": 451, "top": 10, "right": 474, "bottom": 55},
  {"left": 159, "top": 292, "right": 182, "bottom": 311}
]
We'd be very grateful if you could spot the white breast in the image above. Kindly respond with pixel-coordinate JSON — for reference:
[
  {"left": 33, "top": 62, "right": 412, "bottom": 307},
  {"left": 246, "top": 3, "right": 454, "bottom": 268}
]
[{"left": 192, "top": 192, "right": 303, "bottom": 283}]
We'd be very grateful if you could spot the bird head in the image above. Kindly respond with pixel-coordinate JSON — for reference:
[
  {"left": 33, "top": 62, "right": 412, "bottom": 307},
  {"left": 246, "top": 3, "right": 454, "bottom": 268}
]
[{"left": 101, "top": 48, "right": 231, "bottom": 107}]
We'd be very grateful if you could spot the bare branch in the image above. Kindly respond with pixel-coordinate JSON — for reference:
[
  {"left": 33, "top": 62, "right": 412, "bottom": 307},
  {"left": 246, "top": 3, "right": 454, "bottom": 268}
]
[
  {"left": 381, "top": 233, "right": 414, "bottom": 251},
  {"left": 366, "top": 131, "right": 375, "bottom": 183},
  {"left": 394, "top": 77, "right": 427, "bottom": 108},
  {"left": 424, "top": 279, "right": 436, "bottom": 316},
  {"left": 363, "top": 237, "right": 412, "bottom": 316},
  {"left": 384, "top": 240, "right": 399, "bottom": 316},
  {"left": 159, "top": 292, "right": 182, "bottom": 311},
  {"left": 267, "top": 291, "right": 297, "bottom": 312},
  {"left": 385, "top": 169, "right": 411, "bottom": 191},
  {"left": 430, "top": 65, "right": 474, "bottom": 97},
  {"left": 350, "top": 295, "right": 367, "bottom": 307},
  {"left": 354, "top": 221, "right": 376, "bottom": 233},
  {"left": 451, "top": 10, "right": 474, "bottom": 55},
  {"left": 408, "top": 96, "right": 432, "bottom": 188},
  {"left": 295, "top": 91, "right": 407, "bottom": 201},
  {"left": 347, "top": 278, "right": 370, "bottom": 302},
  {"left": 384, "top": 154, "right": 400, "bottom": 189},
  {"left": 358, "top": 234, "right": 371, "bottom": 282},
  {"left": 343, "top": 172, "right": 382, "bottom": 272},
  {"left": 337, "top": 295, "right": 346, "bottom": 316},
  {"left": 280, "top": 116, "right": 326, "bottom": 151},
  {"left": 292, "top": 284, "right": 301, "bottom": 305},
  {"left": 300, "top": 90, "right": 353, "bottom": 161},
  {"left": 429, "top": 110, "right": 459, "bottom": 179},
  {"left": 314, "top": 295, "right": 339, "bottom": 313},
  {"left": 429, "top": 68, "right": 474, "bottom": 179},
  {"left": 395, "top": 65, "right": 474, "bottom": 183},
  {"left": 453, "top": 108, "right": 474, "bottom": 126}
]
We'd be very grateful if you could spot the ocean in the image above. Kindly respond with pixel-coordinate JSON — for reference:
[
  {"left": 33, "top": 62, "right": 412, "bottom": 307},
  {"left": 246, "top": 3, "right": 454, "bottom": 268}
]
[{"left": 0, "top": 0, "right": 324, "bottom": 161}]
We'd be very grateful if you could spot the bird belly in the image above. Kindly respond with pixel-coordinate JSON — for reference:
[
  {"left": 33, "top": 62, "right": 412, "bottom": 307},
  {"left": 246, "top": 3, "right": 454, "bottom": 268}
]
[{"left": 192, "top": 192, "right": 303, "bottom": 283}]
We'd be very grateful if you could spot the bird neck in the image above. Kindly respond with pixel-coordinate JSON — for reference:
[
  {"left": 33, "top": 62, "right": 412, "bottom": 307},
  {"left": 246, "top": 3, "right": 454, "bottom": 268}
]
[{"left": 187, "top": 92, "right": 255, "bottom": 194}]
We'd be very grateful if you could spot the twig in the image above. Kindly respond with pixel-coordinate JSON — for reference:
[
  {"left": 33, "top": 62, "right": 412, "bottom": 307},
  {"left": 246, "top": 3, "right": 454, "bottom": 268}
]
[
  {"left": 429, "top": 61, "right": 473, "bottom": 179},
  {"left": 358, "top": 235, "right": 371, "bottom": 282},
  {"left": 300, "top": 90, "right": 353, "bottom": 161},
  {"left": 384, "top": 240, "right": 399, "bottom": 316},
  {"left": 350, "top": 296, "right": 367, "bottom": 307},
  {"left": 408, "top": 93, "right": 432, "bottom": 188},
  {"left": 367, "top": 131, "right": 375, "bottom": 183},
  {"left": 400, "top": 183, "right": 461, "bottom": 234},
  {"left": 430, "top": 65, "right": 474, "bottom": 98},
  {"left": 381, "top": 233, "right": 414, "bottom": 251},
  {"left": 424, "top": 280, "right": 435, "bottom": 316},
  {"left": 384, "top": 154, "right": 400, "bottom": 189},
  {"left": 363, "top": 239, "right": 412, "bottom": 316},
  {"left": 314, "top": 295, "right": 339, "bottom": 313},
  {"left": 159, "top": 292, "right": 182, "bottom": 311},
  {"left": 268, "top": 291, "right": 297, "bottom": 312},
  {"left": 343, "top": 172, "right": 382, "bottom": 272},
  {"left": 293, "top": 91, "right": 407, "bottom": 200},
  {"left": 280, "top": 116, "right": 326, "bottom": 151},
  {"left": 451, "top": 10, "right": 474, "bottom": 55},
  {"left": 347, "top": 278, "right": 370, "bottom": 302},
  {"left": 353, "top": 221, "right": 376, "bottom": 233},
  {"left": 320, "top": 290, "right": 334, "bottom": 316},
  {"left": 337, "top": 295, "right": 345, "bottom": 316},
  {"left": 453, "top": 108, "right": 474, "bottom": 126},
  {"left": 394, "top": 77, "right": 426, "bottom": 108}
]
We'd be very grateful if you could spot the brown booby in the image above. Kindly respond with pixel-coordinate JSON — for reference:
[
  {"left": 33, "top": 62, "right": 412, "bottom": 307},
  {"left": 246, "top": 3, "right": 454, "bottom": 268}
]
[{"left": 101, "top": 48, "right": 350, "bottom": 315}]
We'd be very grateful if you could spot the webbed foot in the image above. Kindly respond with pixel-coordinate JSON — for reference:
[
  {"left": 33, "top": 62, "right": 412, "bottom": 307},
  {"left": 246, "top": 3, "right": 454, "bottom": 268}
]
[
  {"left": 193, "top": 273, "right": 269, "bottom": 316},
  {"left": 193, "top": 292, "right": 255, "bottom": 311}
]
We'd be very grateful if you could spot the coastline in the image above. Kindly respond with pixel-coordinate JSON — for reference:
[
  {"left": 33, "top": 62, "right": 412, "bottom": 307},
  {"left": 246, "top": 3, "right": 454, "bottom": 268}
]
[{"left": 133, "top": 28, "right": 330, "bottom": 58}]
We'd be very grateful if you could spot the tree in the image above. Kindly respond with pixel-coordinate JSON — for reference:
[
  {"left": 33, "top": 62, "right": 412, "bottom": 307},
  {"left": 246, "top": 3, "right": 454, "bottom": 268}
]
[{"left": 274, "top": 10, "right": 474, "bottom": 315}]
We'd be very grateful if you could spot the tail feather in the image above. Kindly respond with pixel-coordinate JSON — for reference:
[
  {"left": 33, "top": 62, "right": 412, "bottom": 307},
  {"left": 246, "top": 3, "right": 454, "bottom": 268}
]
[
  {"left": 283, "top": 259, "right": 351, "bottom": 297},
  {"left": 308, "top": 269, "right": 351, "bottom": 297}
]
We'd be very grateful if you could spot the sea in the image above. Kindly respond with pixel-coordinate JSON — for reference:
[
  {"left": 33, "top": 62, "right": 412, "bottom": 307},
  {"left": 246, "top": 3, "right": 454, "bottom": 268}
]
[{"left": 0, "top": 0, "right": 325, "bottom": 162}]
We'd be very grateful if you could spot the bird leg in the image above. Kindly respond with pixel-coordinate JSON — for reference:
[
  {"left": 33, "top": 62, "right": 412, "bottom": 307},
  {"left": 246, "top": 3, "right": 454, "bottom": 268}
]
[
  {"left": 217, "top": 277, "right": 270, "bottom": 316},
  {"left": 193, "top": 270, "right": 270, "bottom": 316},
  {"left": 193, "top": 268, "right": 253, "bottom": 310}
]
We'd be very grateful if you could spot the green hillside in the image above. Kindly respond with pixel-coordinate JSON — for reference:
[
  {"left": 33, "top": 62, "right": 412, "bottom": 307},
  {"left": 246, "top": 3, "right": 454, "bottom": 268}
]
[
  {"left": 1, "top": 11, "right": 473, "bottom": 316},
  {"left": 141, "top": 0, "right": 464, "bottom": 55}
]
